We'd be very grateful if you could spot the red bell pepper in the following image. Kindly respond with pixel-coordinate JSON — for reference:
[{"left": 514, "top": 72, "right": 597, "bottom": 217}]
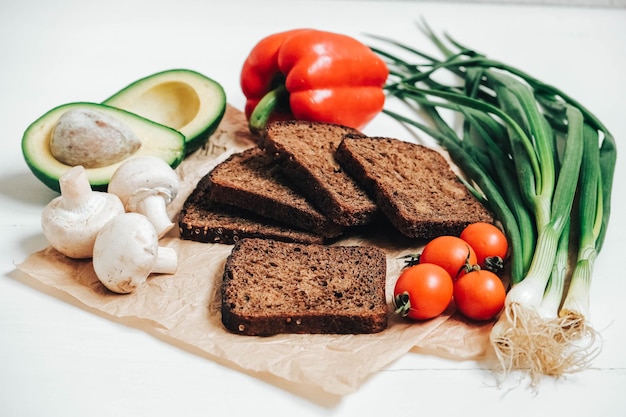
[{"left": 240, "top": 29, "right": 389, "bottom": 133}]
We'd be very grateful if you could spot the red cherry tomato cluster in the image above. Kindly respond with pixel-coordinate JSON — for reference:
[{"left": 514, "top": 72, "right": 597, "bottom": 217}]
[{"left": 392, "top": 222, "right": 509, "bottom": 322}]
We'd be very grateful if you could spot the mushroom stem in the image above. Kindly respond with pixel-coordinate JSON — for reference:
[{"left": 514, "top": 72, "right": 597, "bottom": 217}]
[
  {"left": 153, "top": 246, "right": 178, "bottom": 275},
  {"left": 58, "top": 165, "right": 94, "bottom": 210},
  {"left": 135, "top": 193, "right": 175, "bottom": 237}
]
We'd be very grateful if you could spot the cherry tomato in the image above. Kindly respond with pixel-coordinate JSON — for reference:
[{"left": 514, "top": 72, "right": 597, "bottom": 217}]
[
  {"left": 453, "top": 269, "right": 506, "bottom": 321},
  {"left": 460, "top": 222, "right": 508, "bottom": 272},
  {"left": 419, "top": 235, "right": 478, "bottom": 280},
  {"left": 393, "top": 263, "right": 453, "bottom": 320}
]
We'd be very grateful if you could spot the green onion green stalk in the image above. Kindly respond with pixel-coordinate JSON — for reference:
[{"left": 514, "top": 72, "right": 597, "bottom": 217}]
[{"left": 369, "top": 21, "right": 616, "bottom": 385}]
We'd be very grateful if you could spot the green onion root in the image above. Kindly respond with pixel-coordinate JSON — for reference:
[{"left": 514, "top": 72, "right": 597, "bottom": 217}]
[{"left": 489, "top": 303, "right": 601, "bottom": 387}]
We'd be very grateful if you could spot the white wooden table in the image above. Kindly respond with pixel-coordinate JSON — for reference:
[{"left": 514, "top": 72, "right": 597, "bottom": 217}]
[{"left": 1, "top": 1, "right": 624, "bottom": 416}]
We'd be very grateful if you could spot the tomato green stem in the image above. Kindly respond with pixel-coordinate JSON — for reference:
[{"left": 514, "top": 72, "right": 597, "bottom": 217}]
[{"left": 393, "top": 292, "right": 412, "bottom": 317}]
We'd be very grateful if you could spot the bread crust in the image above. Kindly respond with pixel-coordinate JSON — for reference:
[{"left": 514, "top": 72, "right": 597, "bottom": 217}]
[{"left": 221, "top": 238, "right": 388, "bottom": 336}]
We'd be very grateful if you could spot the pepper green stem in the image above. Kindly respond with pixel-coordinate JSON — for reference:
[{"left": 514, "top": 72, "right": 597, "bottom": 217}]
[{"left": 249, "top": 84, "right": 289, "bottom": 134}]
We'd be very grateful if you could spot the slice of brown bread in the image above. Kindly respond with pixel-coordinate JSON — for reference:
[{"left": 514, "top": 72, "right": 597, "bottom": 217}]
[
  {"left": 207, "top": 147, "right": 343, "bottom": 239},
  {"left": 335, "top": 135, "right": 494, "bottom": 239},
  {"left": 221, "top": 238, "right": 388, "bottom": 336},
  {"left": 178, "top": 174, "right": 326, "bottom": 245},
  {"left": 261, "top": 120, "right": 378, "bottom": 226}
]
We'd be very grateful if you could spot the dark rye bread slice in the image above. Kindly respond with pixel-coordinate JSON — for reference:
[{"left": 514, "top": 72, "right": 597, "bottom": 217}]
[
  {"left": 178, "top": 174, "right": 326, "bottom": 245},
  {"left": 221, "top": 238, "right": 388, "bottom": 336},
  {"left": 335, "top": 135, "right": 494, "bottom": 239},
  {"left": 207, "top": 147, "right": 343, "bottom": 239},
  {"left": 261, "top": 120, "right": 378, "bottom": 226}
]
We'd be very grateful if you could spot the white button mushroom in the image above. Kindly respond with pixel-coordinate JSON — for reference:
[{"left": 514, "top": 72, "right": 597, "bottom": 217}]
[
  {"left": 107, "top": 156, "right": 179, "bottom": 238},
  {"left": 92, "top": 212, "right": 178, "bottom": 294},
  {"left": 41, "top": 165, "right": 125, "bottom": 259}
]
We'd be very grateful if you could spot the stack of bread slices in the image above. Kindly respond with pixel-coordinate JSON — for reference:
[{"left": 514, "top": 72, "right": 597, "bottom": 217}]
[
  {"left": 179, "top": 120, "right": 493, "bottom": 244},
  {"left": 178, "top": 120, "right": 494, "bottom": 336}
]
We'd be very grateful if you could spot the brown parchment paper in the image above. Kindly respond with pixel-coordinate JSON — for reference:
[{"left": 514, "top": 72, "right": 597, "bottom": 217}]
[{"left": 15, "top": 105, "right": 493, "bottom": 395}]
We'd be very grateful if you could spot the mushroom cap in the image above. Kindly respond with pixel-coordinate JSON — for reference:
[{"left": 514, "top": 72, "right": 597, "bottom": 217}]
[
  {"left": 107, "top": 155, "right": 179, "bottom": 210},
  {"left": 92, "top": 212, "right": 159, "bottom": 293},
  {"left": 41, "top": 166, "right": 125, "bottom": 259}
]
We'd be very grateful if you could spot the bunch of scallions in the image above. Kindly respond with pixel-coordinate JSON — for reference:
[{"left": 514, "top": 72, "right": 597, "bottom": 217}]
[{"left": 368, "top": 23, "right": 617, "bottom": 385}]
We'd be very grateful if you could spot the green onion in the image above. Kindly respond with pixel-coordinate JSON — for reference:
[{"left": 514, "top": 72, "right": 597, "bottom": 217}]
[
  {"left": 489, "top": 103, "right": 585, "bottom": 385},
  {"left": 369, "top": 22, "right": 616, "bottom": 385},
  {"left": 542, "top": 217, "right": 570, "bottom": 320},
  {"left": 560, "top": 124, "right": 603, "bottom": 323}
]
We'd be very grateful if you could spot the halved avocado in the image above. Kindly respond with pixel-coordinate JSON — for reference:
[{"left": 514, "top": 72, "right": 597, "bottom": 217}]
[
  {"left": 103, "top": 69, "right": 227, "bottom": 154},
  {"left": 22, "top": 102, "right": 186, "bottom": 192}
]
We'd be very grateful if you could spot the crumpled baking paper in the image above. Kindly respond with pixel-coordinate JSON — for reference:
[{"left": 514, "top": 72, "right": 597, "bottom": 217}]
[{"left": 15, "top": 105, "right": 493, "bottom": 395}]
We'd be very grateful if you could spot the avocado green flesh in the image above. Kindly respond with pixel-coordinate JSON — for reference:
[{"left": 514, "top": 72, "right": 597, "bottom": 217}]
[
  {"left": 104, "top": 69, "right": 227, "bottom": 154},
  {"left": 22, "top": 102, "right": 186, "bottom": 192}
]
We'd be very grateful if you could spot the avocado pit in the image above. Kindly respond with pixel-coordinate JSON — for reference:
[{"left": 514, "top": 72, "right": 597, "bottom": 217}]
[{"left": 50, "top": 108, "right": 141, "bottom": 168}]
